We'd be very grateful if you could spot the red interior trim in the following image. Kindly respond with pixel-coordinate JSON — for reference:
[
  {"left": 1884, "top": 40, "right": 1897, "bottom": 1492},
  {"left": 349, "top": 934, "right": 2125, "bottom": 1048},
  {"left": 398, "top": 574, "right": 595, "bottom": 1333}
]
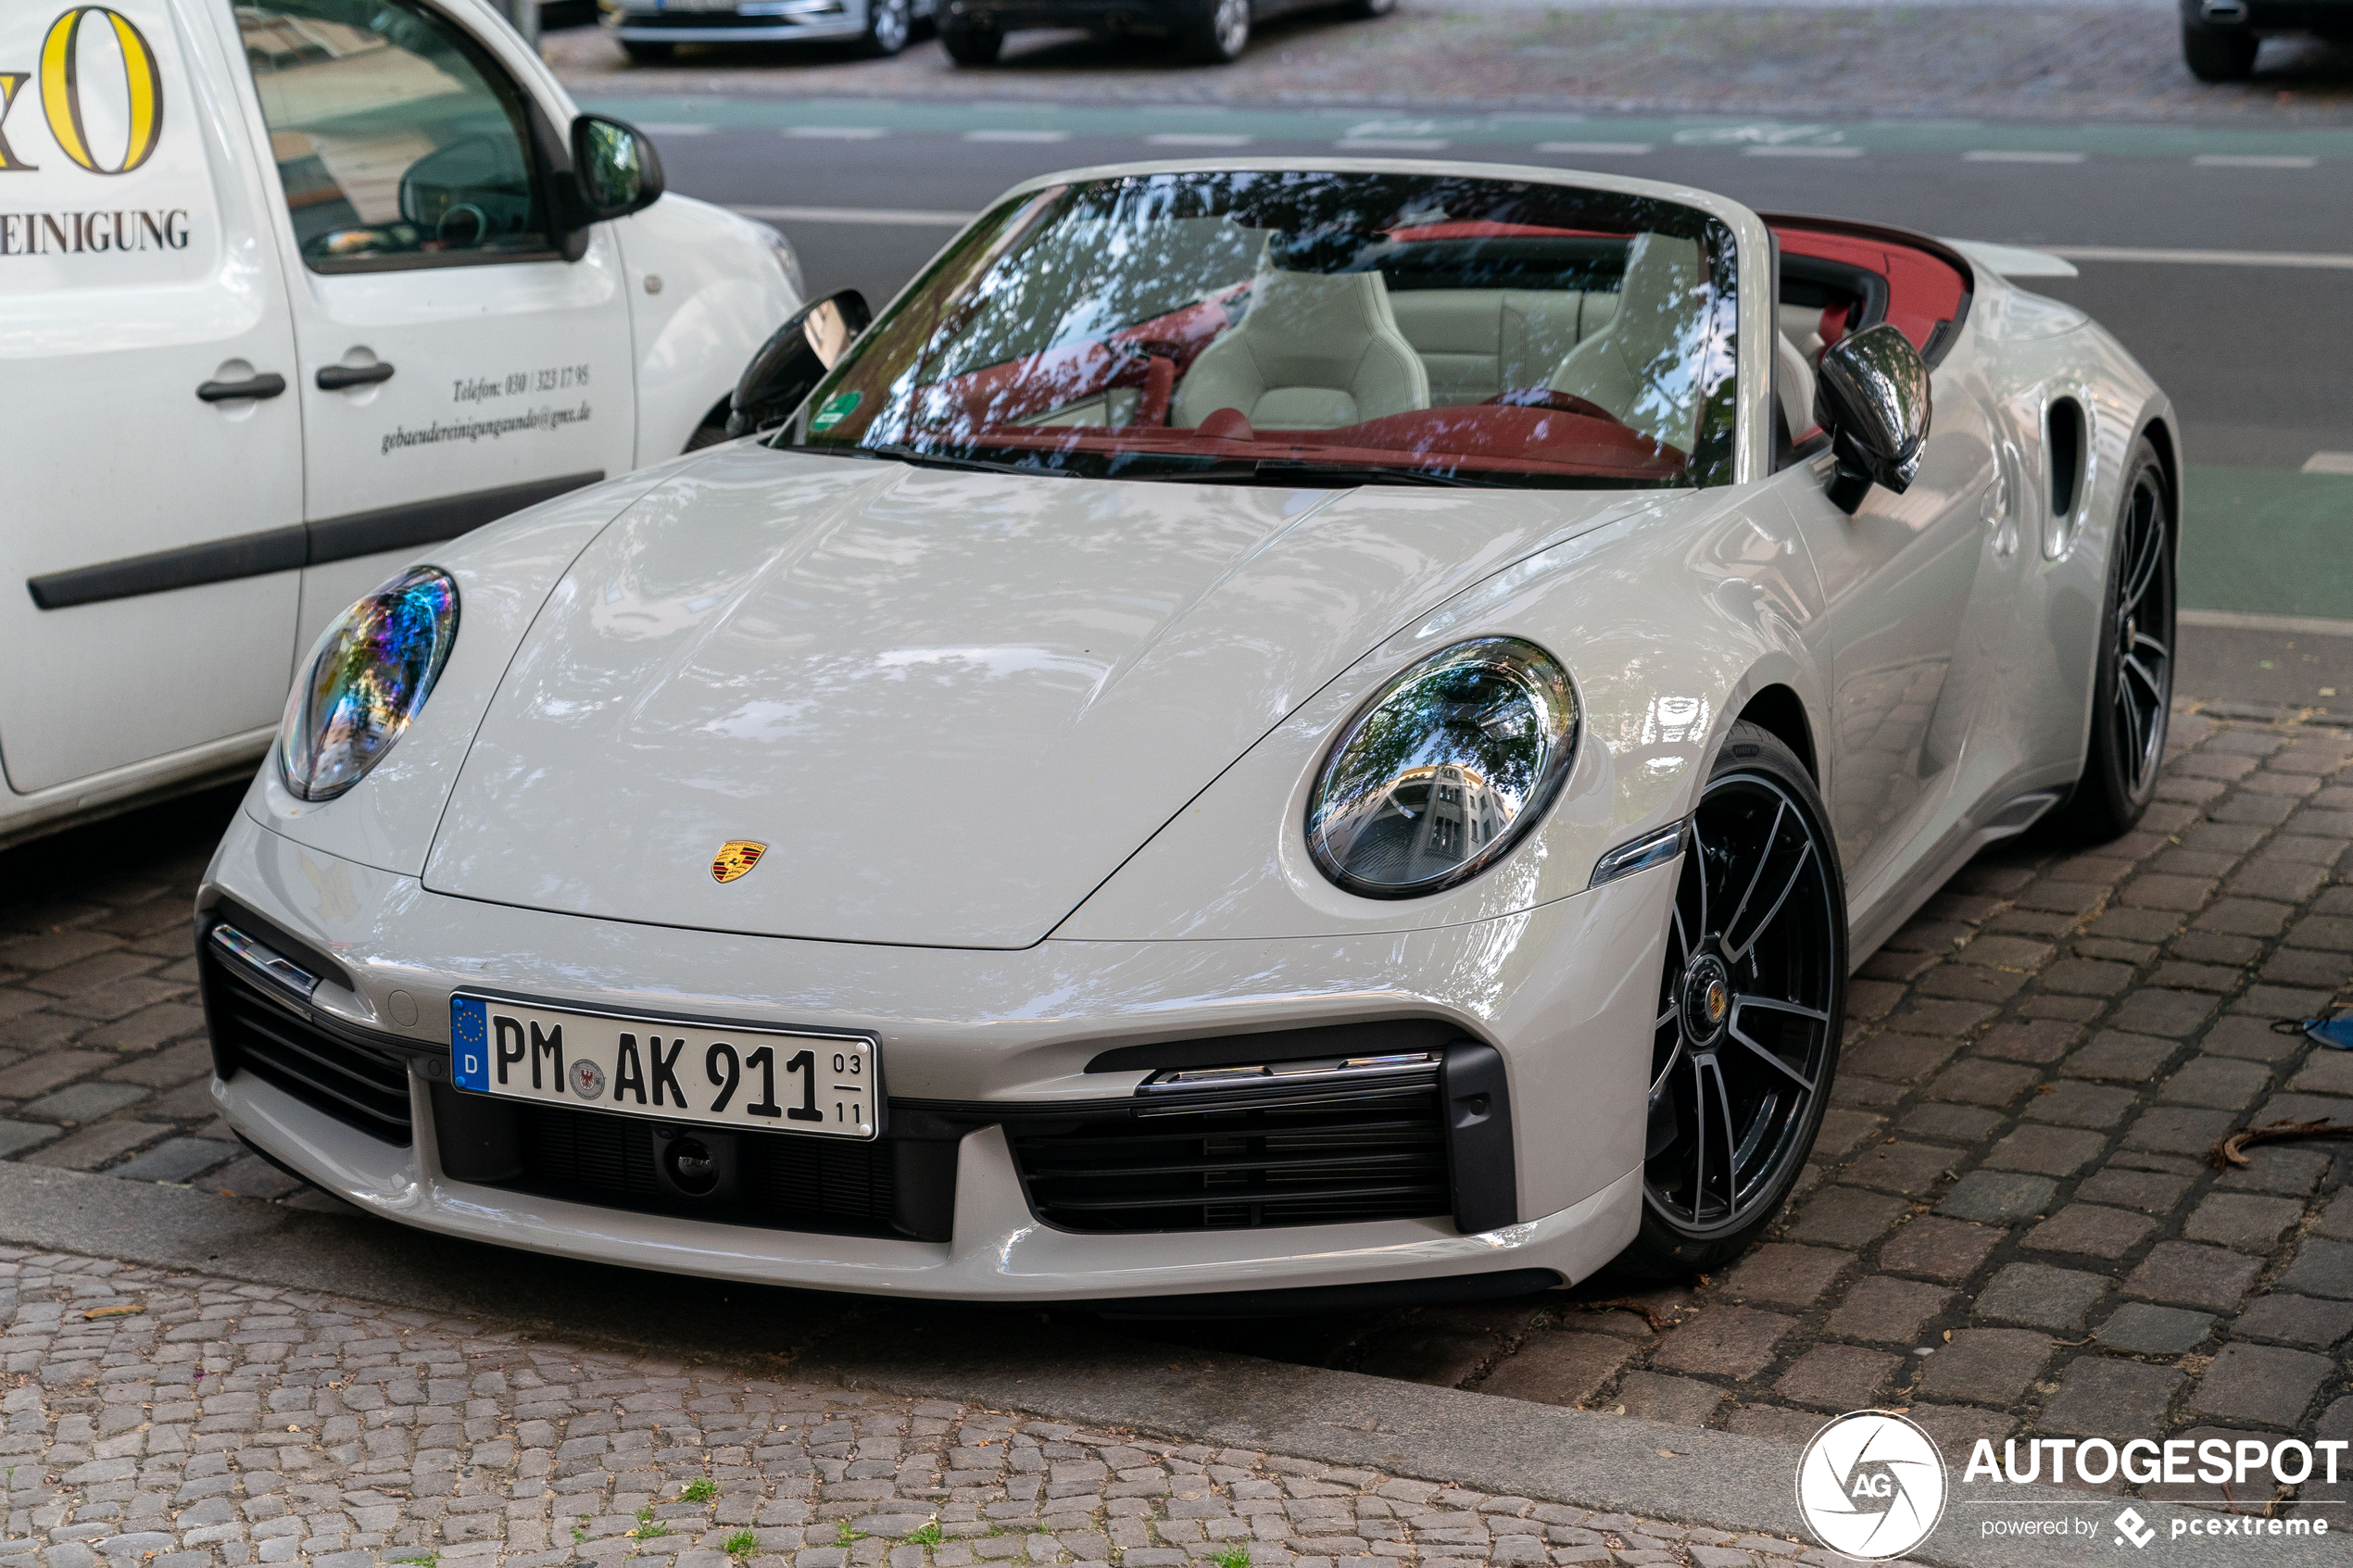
[{"left": 1773, "top": 225, "right": 1968, "bottom": 355}]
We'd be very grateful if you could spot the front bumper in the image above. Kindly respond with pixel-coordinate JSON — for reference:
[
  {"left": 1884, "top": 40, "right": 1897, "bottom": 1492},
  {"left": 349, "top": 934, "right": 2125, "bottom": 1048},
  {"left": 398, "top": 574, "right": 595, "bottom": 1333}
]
[
  {"left": 610, "top": 4, "right": 871, "bottom": 41},
  {"left": 199, "top": 807, "right": 1667, "bottom": 1301},
  {"left": 2181, "top": 0, "right": 2353, "bottom": 30},
  {"left": 941, "top": 0, "right": 1207, "bottom": 31}
]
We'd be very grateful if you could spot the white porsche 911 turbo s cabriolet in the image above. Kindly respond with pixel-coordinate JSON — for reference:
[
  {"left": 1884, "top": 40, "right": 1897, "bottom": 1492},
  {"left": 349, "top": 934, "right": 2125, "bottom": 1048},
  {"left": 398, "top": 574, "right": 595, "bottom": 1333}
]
[{"left": 198, "top": 159, "right": 2178, "bottom": 1307}]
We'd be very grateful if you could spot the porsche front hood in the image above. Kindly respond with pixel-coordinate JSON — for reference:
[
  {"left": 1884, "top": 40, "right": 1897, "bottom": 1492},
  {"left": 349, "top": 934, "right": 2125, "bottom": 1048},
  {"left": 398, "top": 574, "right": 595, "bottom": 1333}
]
[{"left": 422, "top": 445, "right": 1651, "bottom": 947}]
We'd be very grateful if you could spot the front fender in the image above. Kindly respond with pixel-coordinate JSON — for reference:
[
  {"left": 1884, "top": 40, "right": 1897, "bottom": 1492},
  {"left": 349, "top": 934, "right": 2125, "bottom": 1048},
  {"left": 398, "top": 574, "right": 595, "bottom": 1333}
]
[
  {"left": 610, "top": 195, "right": 802, "bottom": 462},
  {"left": 1056, "top": 483, "right": 1833, "bottom": 942}
]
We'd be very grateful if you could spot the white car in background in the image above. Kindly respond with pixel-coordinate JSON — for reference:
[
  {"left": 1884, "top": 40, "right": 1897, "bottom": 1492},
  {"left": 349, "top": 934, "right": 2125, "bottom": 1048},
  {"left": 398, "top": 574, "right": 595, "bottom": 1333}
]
[
  {"left": 0, "top": 0, "right": 799, "bottom": 849},
  {"left": 200, "top": 159, "right": 2175, "bottom": 1306}
]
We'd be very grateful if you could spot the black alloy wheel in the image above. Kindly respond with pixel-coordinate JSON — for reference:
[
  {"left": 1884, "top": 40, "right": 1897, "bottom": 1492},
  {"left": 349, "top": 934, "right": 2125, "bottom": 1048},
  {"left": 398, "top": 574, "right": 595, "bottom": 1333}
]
[
  {"left": 1622, "top": 721, "right": 1845, "bottom": 1276},
  {"left": 2059, "top": 437, "right": 2174, "bottom": 839},
  {"left": 861, "top": 0, "right": 913, "bottom": 55}
]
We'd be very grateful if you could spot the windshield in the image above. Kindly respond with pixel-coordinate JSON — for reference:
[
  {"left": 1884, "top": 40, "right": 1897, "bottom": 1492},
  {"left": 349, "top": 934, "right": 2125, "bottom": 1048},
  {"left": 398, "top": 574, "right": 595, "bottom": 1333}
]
[{"left": 778, "top": 169, "right": 1742, "bottom": 488}]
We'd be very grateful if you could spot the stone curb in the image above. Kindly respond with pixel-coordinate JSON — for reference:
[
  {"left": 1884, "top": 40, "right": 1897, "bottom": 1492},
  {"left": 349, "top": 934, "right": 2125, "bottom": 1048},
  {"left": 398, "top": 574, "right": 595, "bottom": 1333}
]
[{"left": 5, "top": 1163, "right": 2344, "bottom": 1565}]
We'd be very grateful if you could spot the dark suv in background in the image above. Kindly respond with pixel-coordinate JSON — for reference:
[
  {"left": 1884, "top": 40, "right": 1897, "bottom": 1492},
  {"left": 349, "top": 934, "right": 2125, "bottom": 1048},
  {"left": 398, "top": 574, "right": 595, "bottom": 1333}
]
[{"left": 2181, "top": 0, "right": 2350, "bottom": 78}]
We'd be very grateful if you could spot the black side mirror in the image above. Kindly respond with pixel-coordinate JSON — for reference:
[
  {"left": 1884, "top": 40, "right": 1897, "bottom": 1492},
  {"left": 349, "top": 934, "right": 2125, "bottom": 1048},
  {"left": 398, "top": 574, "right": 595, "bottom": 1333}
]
[
  {"left": 1816, "top": 321, "right": 1931, "bottom": 514},
  {"left": 726, "top": 289, "right": 873, "bottom": 438},
  {"left": 569, "top": 114, "right": 665, "bottom": 222}
]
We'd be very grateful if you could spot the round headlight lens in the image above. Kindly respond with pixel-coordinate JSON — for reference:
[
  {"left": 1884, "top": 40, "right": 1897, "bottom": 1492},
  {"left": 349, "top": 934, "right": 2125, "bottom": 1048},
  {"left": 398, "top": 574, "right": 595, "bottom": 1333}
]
[
  {"left": 1306, "top": 637, "right": 1579, "bottom": 898},
  {"left": 278, "top": 566, "right": 459, "bottom": 802}
]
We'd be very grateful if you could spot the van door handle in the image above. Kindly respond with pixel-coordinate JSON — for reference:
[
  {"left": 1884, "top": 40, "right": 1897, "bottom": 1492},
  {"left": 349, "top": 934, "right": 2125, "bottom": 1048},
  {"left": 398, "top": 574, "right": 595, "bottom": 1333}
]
[
  {"left": 317, "top": 362, "right": 396, "bottom": 390},
  {"left": 195, "top": 373, "right": 287, "bottom": 402}
]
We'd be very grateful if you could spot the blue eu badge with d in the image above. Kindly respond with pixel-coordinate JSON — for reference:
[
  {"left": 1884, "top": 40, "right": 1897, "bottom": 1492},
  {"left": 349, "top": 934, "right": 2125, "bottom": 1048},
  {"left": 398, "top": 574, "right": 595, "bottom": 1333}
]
[{"left": 452, "top": 997, "right": 489, "bottom": 1090}]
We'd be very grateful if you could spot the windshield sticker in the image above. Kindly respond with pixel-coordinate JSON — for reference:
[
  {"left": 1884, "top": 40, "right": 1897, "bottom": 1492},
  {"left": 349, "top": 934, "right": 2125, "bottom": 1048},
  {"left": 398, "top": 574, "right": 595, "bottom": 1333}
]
[{"left": 811, "top": 390, "right": 861, "bottom": 432}]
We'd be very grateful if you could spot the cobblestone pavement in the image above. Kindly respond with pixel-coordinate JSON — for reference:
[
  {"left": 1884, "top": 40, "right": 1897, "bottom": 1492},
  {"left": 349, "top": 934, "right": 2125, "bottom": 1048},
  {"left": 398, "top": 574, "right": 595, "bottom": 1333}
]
[
  {"left": 6, "top": 707, "right": 2353, "bottom": 1513},
  {"left": 0, "top": 1250, "right": 1831, "bottom": 1568},
  {"left": 539, "top": 4, "right": 2353, "bottom": 126},
  {"left": 1150, "top": 706, "right": 2353, "bottom": 1500}
]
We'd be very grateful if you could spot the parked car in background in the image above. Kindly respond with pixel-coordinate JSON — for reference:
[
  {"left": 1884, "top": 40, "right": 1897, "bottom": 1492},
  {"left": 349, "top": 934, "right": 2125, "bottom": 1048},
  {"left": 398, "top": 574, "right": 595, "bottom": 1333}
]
[
  {"left": 200, "top": 158, "right": 2180, "bottom": 1305},
  {"left": 941, "top": 0, "right": 1394, "bottom": 66},
  {"left": 600, "top": 0, "right": 934, "bottom": 61},
  {"left": 0, "top": 0, "right": 801, "bottom": 851},
  {"left": 2179, "top": 0, "right": 2349, "bottom": 79}
]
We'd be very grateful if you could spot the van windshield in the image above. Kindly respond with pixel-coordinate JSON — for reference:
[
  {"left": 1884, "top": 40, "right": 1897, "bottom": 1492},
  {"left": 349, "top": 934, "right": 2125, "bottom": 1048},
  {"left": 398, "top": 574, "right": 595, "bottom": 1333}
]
[{"left": 781, "top": 169, "right": 1741, "bottom": 488}]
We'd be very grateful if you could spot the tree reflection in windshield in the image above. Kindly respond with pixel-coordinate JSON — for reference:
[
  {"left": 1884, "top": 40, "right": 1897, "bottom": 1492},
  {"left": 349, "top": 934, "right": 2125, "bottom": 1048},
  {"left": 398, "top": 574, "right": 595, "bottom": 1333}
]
[{"left": 779, "top": 170, "right": 1740, "bottom": 490}]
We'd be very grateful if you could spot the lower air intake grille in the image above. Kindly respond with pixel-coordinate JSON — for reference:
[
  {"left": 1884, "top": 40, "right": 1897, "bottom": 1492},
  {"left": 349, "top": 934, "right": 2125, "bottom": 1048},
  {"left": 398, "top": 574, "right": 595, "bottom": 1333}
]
[
  {"left": 497, "top": 1100, "right": 901, "bottom": 1238},
  {"left": 207, "top": 957, "right": 413, "bottom": 1146},
  {"left": 1006, "top": 1073, "right": 1452, "bottom": 1233}
]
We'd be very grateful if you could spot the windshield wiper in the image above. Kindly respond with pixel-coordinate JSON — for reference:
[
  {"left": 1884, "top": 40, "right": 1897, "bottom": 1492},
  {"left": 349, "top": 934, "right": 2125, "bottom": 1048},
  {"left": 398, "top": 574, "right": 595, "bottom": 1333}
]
[
  {"left": 1247, "top": 460, "right": 1498, "bottom": 488},
  {"left": 842, "top": 443, "right": 1073, "bottom": 479}
]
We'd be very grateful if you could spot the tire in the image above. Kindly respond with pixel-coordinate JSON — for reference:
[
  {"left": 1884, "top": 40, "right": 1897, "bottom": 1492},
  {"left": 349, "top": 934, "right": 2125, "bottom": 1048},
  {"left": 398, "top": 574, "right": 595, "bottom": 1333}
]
[
  {"left": 1180, "top": 0, "right": 1251, "bottom": 62},
  {"left": 1617, "top": 721, "right": 1848, "bottom": 1280},
  {"left": 621, "top": 38, "right": 675, "bottom": 62},
  {"left": 2057, "top": 438, "right": 2175, "bottom": 840},
  {"left": 860, "top": 0, "right": 912, "bottom": 55},
  {"left": 2183, "top": 21, "right": 2258, "bottom": 80},
  {"left": 940, "top": 19, "right": 1003, "bottom": 60},
  {"left": 1340, "top": 0, "right": 1395, "bottom": 18}
]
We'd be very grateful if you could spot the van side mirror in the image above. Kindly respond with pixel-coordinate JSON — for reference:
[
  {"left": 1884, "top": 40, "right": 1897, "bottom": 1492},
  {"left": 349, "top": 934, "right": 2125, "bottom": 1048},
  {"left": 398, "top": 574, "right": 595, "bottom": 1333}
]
[
  {"left": 726, "top": 290, "right": 873, "bottom": 438},
  {"left": 570, "top": 114, "right": 665, "bottom": 222},
  {"left": 1816, "top": 321, "right": 1931, "bottom": 514}
]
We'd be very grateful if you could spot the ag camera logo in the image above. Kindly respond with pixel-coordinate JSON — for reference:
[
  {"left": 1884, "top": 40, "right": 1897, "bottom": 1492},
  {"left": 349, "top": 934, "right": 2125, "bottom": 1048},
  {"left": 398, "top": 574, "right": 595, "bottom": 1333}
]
[{"left": 1796, "top": 1411, "right": 1947, "bottom": 1561}]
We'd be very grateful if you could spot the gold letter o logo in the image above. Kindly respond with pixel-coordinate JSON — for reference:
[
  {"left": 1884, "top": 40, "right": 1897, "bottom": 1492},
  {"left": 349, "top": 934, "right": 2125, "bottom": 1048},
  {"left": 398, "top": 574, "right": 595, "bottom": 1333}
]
[{"left": 40, "top": 7, "right": 164, "bottom": 175}]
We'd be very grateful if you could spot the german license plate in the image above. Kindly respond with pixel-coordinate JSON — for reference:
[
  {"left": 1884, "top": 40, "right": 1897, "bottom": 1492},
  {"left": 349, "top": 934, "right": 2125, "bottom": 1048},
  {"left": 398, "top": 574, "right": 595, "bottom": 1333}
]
[{"left": 449, "top": 995, "right": 875, "bottom": 1140}]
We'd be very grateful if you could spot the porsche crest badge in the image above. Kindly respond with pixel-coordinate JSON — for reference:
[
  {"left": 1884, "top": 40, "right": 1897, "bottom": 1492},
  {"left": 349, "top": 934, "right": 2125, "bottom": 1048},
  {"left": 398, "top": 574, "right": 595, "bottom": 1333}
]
[{"left": 711, "top": 842, "right": 767, "bottom": 884}]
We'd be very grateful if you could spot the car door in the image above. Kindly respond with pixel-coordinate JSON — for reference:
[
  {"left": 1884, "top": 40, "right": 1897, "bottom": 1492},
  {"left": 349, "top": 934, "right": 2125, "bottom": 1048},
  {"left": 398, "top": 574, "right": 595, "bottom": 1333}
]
[
  {"left": 0, "top": 0, "right": 304, "bottom": 797},
  {"left": 1773, "top": 383, "right": 2001, "bottom": 909},
  {"left": 220, "top": 0, "right": 636, "bottom": 653}
]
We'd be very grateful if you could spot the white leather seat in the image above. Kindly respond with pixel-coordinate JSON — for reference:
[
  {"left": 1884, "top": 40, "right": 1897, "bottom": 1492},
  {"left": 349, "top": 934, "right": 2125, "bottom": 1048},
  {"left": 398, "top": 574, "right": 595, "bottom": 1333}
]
[
  {"left": 1545, "top": 232, "right": 1706, "bottom": 454},
  {"left": 1172, "top": 269, "right": 1430, "bottom": 430},
  {"left": 1385, "top": 289, "right": 1596, "bottom": 405}
]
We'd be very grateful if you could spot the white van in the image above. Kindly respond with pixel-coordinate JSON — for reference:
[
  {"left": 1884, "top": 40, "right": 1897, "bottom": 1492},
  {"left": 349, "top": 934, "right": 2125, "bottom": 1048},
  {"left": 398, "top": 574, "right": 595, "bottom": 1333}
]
[{"left": 0, "top": 0, "right": 799, "bottom": 847}]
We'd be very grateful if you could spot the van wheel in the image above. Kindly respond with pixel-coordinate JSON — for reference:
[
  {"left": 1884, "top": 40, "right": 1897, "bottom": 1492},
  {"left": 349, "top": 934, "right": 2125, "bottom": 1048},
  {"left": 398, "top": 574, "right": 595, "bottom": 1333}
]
[
  {"left": 1340, "top": 0, "right": 1395, "bottom": 18},
  {"left": 940, "top": 19, "right": 1003, "bottom": 60},
  {"left": 621, "top": 39, "right": 675, "bottom": 63},
  {"left": 1617, "top": 721, "right": 1846, "bottom": 1280},
  {"left": 2183, "top": 21, "right": 2258, "bottom": 80},
  {"left": 1180, "top": 0, "right": 1251, "bottom": 61}
]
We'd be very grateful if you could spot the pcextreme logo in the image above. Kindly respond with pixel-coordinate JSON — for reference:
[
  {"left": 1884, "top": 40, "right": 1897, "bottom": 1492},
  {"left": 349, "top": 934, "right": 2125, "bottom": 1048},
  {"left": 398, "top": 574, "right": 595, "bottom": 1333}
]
[{"left": 0, "top": 8, "right": 165, "bottom": 176}]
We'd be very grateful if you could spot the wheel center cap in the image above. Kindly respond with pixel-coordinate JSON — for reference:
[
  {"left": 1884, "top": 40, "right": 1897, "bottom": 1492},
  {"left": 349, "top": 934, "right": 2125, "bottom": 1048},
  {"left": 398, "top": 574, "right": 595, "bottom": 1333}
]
[{"left": 1682, "top": 954, "right": 1732, "bottom": 1046}]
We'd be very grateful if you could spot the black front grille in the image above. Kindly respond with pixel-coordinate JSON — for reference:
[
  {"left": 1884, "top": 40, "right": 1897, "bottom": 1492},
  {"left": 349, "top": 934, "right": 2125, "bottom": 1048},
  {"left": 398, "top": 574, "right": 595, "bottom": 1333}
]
[
  {"left": 1006, "top": 1073, "right": 1453, "bottom": 1233},
  {"left": 481, "top": 1098, "right": 902, "bottom": 1238},
  {"left": 205, "top": 954, "right": 413, "bottom": 1146}
]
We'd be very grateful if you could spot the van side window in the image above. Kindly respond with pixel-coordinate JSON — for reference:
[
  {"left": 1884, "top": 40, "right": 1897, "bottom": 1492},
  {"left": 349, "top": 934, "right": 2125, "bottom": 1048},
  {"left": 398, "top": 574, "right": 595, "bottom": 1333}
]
[{"left": 238, "top": 0, "right": 553, "bottom": 272}]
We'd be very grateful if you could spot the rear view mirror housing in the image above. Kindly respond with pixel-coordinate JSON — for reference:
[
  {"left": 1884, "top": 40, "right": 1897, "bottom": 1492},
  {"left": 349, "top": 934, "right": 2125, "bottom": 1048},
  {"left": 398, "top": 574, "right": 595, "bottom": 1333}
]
[
  {"left": 727, "top": 289, "right": 873, "bottom": 438},
  {"left": 1816, "top": 321, "right": 1931, "bottom": 514},
  {"left": 570, "top": 114, "right": 666, "bottom": 222}
]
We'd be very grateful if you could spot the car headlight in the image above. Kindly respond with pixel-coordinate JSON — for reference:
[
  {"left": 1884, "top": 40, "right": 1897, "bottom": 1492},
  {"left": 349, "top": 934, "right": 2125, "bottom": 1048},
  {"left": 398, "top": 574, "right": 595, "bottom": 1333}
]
[
  {"left": 278, "top": 567, "right": 459, "bottom": 802},
  {"left": 1305, "top": 637, "right": 1579, "bottom": 898}
]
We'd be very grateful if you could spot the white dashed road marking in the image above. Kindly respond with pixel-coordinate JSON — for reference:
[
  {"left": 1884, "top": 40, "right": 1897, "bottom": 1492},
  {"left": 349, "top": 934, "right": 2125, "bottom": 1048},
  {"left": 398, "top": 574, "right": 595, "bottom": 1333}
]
[
  {"left": 1146, "top": 132, "right": 1256, "bottom": 146},
  {"left": 2305, "top": 453, "right": 2353, "bottom": 474},
  {"left": 1743, "top": 144, "right": 1863, "bottom": 157},
  {"left": 1336, "top": 137, "right": 1451, "bottom": 151},
  {"left": 1535, "top": 141, "right": 1655, "bottom": 156},
  {"left": 963, "top": 129, "right": 1071, "bottom": 143},
  {"left": 733, "top": 204, "right": 975, "bottom": 226},
  {"left": 785, "top": 125, "right": 888, "bottom": 140},
  {"left": 2195, "top": 154, "right": 2320, "bottom": 168},
  {"left": 1964, "top": 149, "right": 2087, "bottom": 163}
]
